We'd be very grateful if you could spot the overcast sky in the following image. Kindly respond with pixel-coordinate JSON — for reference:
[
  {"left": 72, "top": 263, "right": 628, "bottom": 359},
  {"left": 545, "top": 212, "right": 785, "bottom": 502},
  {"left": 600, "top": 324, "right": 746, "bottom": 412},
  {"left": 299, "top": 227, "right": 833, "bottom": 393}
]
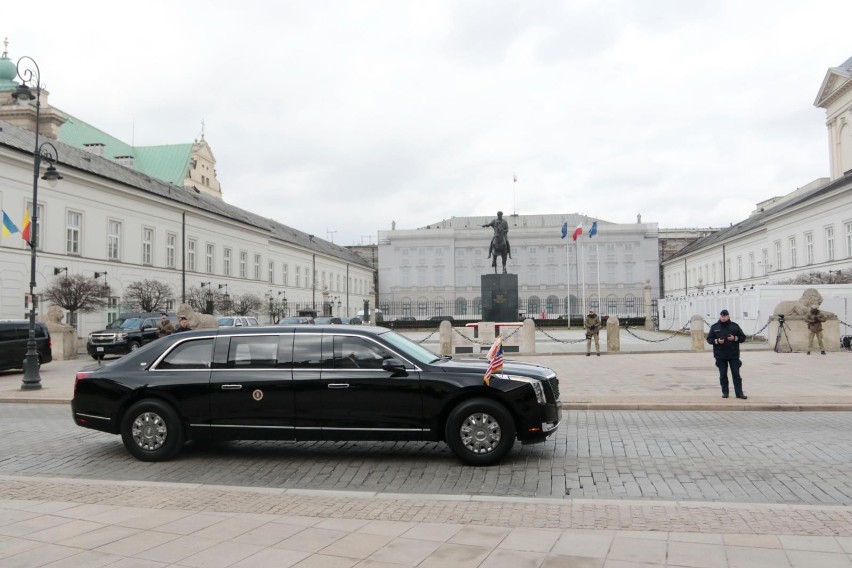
[{"left": 5, "top": 1, "right": 852, "bottom": 245}]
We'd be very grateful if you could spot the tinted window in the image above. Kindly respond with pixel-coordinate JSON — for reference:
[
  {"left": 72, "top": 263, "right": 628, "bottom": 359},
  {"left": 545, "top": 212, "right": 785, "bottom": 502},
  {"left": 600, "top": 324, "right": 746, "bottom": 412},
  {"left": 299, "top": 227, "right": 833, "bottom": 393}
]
[
  {"left": 0, "top": 325, "right": 18, "bottom": 341},
  {"left": 289, "top": 334, "right": 323, "bottom": 368},
  {"left": 227, "top": 335, "right": 279, "bottom": 368},
  {"left": 334, "top": 336, "right": 393, "bottom": 369},
  {"left": 157, "top": 339, "right": 214, "bottom": 370}
]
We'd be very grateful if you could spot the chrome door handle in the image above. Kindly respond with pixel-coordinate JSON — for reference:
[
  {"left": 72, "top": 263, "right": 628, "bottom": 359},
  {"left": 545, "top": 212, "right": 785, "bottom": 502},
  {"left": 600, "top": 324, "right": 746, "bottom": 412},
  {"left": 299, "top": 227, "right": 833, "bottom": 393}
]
[
  {"left": 327, "top": 383, "right": 350, "bottom": 389},
  {"left": 221, "top": 384, "right": 243, "bottom": 390}
]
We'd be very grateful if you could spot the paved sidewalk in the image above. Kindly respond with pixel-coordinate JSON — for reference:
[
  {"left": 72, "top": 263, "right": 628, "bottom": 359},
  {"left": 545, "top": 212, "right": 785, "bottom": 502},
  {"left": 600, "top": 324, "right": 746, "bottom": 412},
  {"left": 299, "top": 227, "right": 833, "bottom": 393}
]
[{"left": 3, "top": 475, "right": 852, "bottom": 567}]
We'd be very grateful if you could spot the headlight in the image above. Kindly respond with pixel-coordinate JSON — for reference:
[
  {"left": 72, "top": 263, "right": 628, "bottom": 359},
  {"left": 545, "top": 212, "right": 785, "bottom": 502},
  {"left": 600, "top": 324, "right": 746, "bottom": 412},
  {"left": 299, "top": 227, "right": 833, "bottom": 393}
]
[
  {"left": 508, "top": 376, "right": 546, "bottom": 404},
  {"left": 116, "top": 332, "right": 128, "bottom": 340}
]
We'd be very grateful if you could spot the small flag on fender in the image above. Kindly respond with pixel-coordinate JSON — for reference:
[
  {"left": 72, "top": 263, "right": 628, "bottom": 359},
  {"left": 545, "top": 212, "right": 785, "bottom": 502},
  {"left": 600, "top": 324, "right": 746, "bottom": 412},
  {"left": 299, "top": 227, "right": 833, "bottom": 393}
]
[{"left": 484, "top": 335, "right": 504, "bottom": 386}]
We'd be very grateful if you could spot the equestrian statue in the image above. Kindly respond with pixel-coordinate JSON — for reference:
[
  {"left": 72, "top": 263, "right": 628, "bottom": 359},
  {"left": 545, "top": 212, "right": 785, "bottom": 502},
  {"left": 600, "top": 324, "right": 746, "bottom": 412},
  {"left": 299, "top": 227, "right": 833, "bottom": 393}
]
[{"left": 482, "top": 210, "right": 512, "bottom": 274}]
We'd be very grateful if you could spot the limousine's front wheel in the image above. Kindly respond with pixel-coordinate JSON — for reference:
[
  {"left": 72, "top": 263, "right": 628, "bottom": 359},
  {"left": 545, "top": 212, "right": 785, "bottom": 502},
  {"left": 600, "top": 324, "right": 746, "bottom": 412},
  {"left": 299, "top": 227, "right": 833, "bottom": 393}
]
[
  {"left": 445, "top": 398, "right": 515, "bottom": 466},
  {"left": 121, "top": 399, "right": 185, "bottom": 462}
]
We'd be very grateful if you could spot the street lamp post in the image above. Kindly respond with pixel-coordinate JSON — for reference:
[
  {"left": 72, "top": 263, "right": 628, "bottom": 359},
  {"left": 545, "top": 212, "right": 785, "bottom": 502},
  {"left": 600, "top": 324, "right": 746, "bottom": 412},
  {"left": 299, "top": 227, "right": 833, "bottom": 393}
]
[{"left": 15, "top": 55, "right": 62, "bottom": 390}]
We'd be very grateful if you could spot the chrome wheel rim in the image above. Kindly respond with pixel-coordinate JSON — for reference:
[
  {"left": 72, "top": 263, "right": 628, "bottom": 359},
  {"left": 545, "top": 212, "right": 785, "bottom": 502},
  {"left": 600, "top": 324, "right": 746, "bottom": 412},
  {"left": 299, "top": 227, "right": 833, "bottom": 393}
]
[
  {"left": 459, "top": 412, "right": 501, "bottom": 454},
  {"left": 131, "top": 412, "right": 167, "bottom": 451}
]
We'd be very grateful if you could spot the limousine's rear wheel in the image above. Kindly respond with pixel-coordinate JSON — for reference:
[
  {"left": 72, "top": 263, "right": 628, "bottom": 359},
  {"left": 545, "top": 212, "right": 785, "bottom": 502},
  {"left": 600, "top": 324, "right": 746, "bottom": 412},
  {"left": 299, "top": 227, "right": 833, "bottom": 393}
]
[
  {"left": 121, "top": 399, "right": 184, "bottom": 462},
  {"left": 445, "top": 398, "right": 515, "bottom": 466}
]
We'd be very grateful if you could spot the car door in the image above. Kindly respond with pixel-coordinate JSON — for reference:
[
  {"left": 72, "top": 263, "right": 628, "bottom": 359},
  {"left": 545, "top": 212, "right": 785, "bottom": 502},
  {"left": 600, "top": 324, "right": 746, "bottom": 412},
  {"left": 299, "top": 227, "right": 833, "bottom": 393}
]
[
  {"left": 140, "top": 318, "right": 159, "bottom": 344},
  {"left": 208, "top": 332, "right": 296, "bottom": 440},
  {"left": 317, "top": 332, "right": 424, "bottom": 440}
]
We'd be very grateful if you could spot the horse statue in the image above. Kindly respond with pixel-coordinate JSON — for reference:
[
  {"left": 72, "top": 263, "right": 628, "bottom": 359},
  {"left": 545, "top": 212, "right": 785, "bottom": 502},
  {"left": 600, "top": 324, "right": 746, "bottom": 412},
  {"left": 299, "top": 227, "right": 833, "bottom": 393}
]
[{"left": 482, "top": 211, "right": 511, "bottom": 274}]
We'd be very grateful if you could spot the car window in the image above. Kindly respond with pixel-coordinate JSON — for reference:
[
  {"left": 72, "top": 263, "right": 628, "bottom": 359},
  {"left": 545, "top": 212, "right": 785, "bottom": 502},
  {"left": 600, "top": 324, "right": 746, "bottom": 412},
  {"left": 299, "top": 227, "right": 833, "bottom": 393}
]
[
  {"left": 217, "top": 317, "right": 234, "bottom": 326},
  {"left": 334, "top": 336, "right": 393, "bottom": 369},
  {"left": 289, "top": 334, "right": 323, "bottom": 368},
  {"left": 119, "top": 318, "right": 143, "bottom": 329},
  {"left": 0, "top": 326, "right": 18, "bottom": 341},
  {"left": 157, "top": 338, "right": 214, "bottom": 370},
  {"left": 227, "top": 335, "right": 279, "bottom": 368},
  {"left": 247, "top": 318, "right": 258, "bottom": 325}
]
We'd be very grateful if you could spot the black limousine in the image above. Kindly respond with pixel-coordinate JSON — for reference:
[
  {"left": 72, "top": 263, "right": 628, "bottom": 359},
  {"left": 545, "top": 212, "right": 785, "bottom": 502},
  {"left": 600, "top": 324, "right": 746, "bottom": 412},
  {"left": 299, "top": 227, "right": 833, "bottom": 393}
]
[{"left": 72, "top": 326, "right": 561, "bottom": 465}]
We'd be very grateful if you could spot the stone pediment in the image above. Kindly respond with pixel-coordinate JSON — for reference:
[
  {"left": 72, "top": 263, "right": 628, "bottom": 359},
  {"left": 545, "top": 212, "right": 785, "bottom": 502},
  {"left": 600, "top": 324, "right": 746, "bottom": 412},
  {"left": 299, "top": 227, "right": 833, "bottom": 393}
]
[{"left": 814, "top": 67, "right": 852, "bottom": 109}]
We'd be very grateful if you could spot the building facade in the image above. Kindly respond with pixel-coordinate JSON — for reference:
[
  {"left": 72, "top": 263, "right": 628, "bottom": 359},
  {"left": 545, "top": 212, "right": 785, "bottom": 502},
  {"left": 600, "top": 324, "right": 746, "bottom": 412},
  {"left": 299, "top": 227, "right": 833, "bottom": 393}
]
[
  {"left": 378, "top": 213, "right": 660, "bottom": 319},
  {"left": 660, "top": 55, "right": 852, "bottom": 331}
]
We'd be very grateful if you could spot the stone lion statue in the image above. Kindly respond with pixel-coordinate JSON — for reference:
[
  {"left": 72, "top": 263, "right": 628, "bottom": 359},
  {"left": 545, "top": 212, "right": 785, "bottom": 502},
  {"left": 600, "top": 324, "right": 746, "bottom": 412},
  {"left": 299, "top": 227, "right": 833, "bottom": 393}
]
[
  {"left": 176, "top": 303, "right": 219, "bottom": 329},
  {"left": 38, "top": 305, "right": 74, "bottom": 330},
  {"left": 772, "top": 288, "right": 836, "bottom": 319}
]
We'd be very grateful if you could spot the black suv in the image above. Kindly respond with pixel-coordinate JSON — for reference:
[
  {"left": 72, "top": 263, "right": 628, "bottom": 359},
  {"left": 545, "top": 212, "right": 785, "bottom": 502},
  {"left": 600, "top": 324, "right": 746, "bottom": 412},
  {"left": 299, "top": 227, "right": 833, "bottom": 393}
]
[
  {"left": 72, "top": 325, "right": 561, "bottom": 465},
  {"left": 87, "top": 312, "right": 175, "bottom": 359},
  {"left": 0, "top": 320, "right": 52, "bottom": 372}
]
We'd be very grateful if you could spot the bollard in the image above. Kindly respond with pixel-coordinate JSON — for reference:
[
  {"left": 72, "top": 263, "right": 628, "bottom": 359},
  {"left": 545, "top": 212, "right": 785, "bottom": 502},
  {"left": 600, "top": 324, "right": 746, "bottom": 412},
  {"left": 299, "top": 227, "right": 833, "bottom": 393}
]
[
  {"left": 606, "top": 315, "right": 620, "bottom": 352},
  {"left": 520, "top": 319, "right": 536, "bottom": 353},
  {"left": 690, "top": 314, "right": 705, "bottom": 351},
  {"left": 439, "top": 320, "right": 452, "bottom": 355}
]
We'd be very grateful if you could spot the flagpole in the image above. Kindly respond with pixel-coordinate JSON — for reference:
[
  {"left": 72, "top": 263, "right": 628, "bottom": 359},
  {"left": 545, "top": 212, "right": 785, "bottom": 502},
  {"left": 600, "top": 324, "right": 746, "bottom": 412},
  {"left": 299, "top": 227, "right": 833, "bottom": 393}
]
[
  {"left": 512, "top": 176, "right": 517, "bottom": 215},
  {"left": 596, "top": 242, "right": 601, "bottom": 313},
  {"left": 581, "top": 237, "right": 586, "bottom": 314},
  {"left": 566, "top": 236, "right": 571, "bottom": 328}
]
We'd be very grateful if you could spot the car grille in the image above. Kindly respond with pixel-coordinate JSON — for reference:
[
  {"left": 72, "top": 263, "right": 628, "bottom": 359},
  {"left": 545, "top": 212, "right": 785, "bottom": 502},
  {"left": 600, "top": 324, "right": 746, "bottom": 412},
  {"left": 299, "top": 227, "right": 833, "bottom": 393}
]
[
  {"left": 544, "top": 377, "right": 560, "bottom": 403},
  {"left": 90, "top": 333, "right": 117, "bottom": 344}
]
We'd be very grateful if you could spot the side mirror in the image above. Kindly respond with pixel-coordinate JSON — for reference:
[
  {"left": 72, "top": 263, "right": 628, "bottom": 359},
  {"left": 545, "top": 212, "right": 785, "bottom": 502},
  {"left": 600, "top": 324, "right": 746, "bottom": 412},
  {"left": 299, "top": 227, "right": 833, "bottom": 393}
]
[{"left": 381, "top": 358, "right": 408, "bottom": 375}]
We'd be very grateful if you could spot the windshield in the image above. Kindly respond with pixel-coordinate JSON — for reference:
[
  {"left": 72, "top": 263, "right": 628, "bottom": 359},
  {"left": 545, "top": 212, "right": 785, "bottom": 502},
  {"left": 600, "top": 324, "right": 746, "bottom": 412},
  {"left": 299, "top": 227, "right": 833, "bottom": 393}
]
[
  {"left": 217, "top": 318, "right": 235, "bottom": 325},
  {"left": 106, "top": 318, "right": 145, "bottom": 329},
  {"left": 378, "top": 329, "right": 442, "bottom": 365},
  {"left": 118, "top": 318, "right": 144, "bottom": 329}
]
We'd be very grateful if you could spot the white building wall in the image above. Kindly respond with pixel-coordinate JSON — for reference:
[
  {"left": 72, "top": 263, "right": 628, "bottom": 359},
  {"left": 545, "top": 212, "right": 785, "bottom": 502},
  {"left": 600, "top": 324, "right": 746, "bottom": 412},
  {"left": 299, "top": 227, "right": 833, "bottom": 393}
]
[
  {"left": 378, "top": 215, "right": 660, "bottom": 319},
  {"left": 0, "top": 148, "right": 373, "bottom": 338}
]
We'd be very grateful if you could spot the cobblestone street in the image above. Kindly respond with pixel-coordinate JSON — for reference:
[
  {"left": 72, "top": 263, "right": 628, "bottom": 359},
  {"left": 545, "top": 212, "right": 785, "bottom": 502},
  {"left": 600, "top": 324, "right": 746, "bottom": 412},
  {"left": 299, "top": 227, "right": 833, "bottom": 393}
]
[{"left": 4, "top": 404, "right": 852, "bottom": 505}]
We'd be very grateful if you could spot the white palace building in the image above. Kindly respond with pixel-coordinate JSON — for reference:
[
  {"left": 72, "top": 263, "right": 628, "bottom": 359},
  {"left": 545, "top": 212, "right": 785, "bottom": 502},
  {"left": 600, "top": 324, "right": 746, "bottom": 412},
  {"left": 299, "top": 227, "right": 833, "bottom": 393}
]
[{"left": 659, "top": 55, "right": 852, "bottom": 333}]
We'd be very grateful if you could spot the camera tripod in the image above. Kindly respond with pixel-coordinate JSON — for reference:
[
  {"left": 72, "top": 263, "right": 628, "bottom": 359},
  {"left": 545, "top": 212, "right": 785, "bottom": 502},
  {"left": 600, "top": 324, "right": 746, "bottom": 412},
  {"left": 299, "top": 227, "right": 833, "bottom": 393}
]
[{"left": 774, "top": 316, "right": 792, "bottom": 353}]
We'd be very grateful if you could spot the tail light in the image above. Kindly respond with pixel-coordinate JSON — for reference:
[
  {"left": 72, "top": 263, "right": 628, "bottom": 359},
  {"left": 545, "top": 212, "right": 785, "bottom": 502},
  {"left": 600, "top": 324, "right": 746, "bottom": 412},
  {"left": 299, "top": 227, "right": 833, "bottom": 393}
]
[{"left": 74, "top": 371, "right": 92, "bottom": 393}]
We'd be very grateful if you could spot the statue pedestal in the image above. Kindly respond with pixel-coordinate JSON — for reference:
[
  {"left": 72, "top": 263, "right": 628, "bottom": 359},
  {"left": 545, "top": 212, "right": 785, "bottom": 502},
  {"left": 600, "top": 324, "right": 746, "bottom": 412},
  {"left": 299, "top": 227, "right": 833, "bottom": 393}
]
[{"left": 481, "top": 274, "right": 518, "bottom": 323}]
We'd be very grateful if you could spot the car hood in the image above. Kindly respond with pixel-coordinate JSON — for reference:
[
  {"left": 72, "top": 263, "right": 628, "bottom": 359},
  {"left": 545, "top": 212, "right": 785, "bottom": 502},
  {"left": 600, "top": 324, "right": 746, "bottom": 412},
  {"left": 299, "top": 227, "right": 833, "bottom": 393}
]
[{"left": 430, "top": 357, "right": 554, "bottom": 379}]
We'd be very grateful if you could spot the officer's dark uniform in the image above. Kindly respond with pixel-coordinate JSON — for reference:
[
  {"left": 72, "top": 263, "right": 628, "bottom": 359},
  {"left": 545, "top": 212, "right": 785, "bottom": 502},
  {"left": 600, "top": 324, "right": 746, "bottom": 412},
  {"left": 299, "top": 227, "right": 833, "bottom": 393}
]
[{"left": 706, "top": 310, "right": 747, "bottom": 399}]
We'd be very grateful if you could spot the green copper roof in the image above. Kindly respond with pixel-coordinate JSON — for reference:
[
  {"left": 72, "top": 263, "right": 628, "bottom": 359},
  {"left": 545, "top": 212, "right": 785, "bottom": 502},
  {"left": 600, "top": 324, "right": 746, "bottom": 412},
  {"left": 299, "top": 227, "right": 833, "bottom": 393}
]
[
  {"left": 58, "top": 111, "right": 192, "bottom": 186},
  {"left": 0, "top": 52, "right": 18, "bottom": 92}
]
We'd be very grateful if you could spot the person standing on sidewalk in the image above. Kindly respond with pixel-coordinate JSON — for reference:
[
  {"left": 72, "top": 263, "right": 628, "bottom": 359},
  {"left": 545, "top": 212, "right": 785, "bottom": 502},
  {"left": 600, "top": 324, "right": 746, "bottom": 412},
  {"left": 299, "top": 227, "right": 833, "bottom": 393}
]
[
  {"left": 707, "top": 309, "right": 747, "bottom": 399},
  {"left": 805, "top": 307, "right": 827, "bottom": 355},
  {"left": 156, "top": 313, "right": 174, "bottom": 338},
  {"left": 584, "top": 308, "right": 601, "bottom": 356}
]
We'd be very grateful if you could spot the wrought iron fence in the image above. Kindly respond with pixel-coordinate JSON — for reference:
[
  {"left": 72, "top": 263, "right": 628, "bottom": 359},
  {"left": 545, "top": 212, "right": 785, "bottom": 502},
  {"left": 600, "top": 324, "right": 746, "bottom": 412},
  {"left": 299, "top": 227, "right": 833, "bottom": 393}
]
[{"left": 377, "top": 297, "right": 653, "bottom": 321}]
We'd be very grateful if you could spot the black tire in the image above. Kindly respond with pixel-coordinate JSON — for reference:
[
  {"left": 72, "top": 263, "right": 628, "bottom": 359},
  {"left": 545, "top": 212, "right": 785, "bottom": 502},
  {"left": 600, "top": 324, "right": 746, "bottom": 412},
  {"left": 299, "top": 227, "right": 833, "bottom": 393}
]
[
  {"left": 129, "top": 341, "right": 142, "bottom": 352},
  {"left": 121, "top": 399, "right": 185, "bottom": 461},
  {"left": 444, "top": 398, "right": 515, "bottom": 466}
]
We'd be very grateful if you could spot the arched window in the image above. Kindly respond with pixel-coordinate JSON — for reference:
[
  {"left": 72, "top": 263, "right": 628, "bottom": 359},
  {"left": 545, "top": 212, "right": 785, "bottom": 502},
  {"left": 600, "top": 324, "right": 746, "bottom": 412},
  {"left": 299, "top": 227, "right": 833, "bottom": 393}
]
[
  {"left": 527, "top": 296, "right": 541, "bottom": 314},
  {"left": 625, "top": 294, "right": 636, "bottom": 315},
  {"left": 472, "top": 296, "right": 482, "bottom": 314},
  {"left": 402, "top": 298, "right": 412, "bottom": 317},
  {"left": 589, "top": 295, "right": 599, "bottom": 311},
  {"left": 455, "top": 297, "right": 468, "bottom": 316},
  {"left": 607, "top": 294, "right": 618, "bottom": 315},
  {"left": 417, "top": 298, "right": 428, "bottom": 317},
  {"left": 546, "top": 295, "right": 559, "bottom": 314},
  {"left": 434, "top": 298, "right": 444, "bottom": 315}
]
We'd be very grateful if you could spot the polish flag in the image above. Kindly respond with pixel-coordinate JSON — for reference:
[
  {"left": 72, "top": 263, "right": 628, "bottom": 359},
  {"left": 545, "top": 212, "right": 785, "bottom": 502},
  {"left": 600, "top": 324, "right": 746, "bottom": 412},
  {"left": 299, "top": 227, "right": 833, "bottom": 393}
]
[{"left": 571, "top": 223, "right": 583, "bottom": 241}]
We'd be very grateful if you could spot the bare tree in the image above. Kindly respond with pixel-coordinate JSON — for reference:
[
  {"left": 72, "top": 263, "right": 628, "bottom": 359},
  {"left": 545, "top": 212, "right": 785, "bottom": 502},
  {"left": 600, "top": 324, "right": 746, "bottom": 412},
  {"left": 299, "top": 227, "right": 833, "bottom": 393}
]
[
  {"left": 185, "top": 285, "right": 224, "bottom": 314},
  {"left": 230, "top": 293, "right": 262, "bottom": 316},
  {"left": 43, "top": 275, "right": 108, "bottom": 323},
  {"left": 124, "top": 280, "right": 175, "bottom": 312}
]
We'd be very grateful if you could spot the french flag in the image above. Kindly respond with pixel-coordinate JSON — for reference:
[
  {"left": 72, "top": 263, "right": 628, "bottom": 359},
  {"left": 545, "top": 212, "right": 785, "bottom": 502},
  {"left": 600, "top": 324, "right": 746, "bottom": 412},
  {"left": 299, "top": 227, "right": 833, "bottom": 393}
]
[{"left": 571, "top": 223, "right": 583, "bottom": 241}]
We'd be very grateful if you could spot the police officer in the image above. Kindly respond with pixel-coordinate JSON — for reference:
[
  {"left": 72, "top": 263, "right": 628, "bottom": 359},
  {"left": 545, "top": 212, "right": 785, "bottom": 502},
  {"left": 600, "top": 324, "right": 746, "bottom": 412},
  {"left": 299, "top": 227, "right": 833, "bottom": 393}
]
[{"left": 707, "top": 309, "right": 747, "bottom": 399}]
